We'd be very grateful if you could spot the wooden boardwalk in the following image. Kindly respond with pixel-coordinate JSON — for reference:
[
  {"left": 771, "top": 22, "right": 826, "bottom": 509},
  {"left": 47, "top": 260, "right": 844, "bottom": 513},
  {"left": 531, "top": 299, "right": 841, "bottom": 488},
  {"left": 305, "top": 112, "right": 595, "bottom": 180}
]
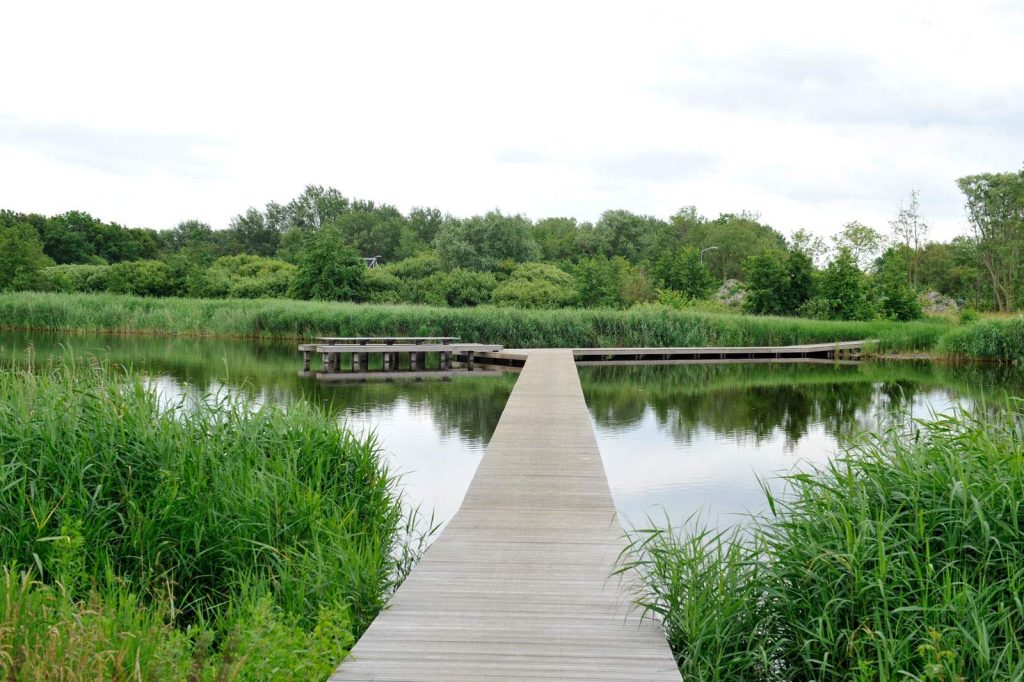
[{"left": 331, "top": 349, "right": 681, "bottom": 681}]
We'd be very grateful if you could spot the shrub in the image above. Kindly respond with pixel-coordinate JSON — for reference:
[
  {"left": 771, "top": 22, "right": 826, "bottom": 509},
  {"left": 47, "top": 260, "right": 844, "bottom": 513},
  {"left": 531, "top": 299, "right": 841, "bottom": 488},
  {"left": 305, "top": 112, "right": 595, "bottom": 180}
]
[
  {"left": 106, "top": 260, "right": 179, "bottom": 297},
  {"left": 192, "top": 255, "right": 297, "bottom": 299},
  {"left": 37, "top": 264, "right": 112, "bottom": 293},
  {"left": 492, "top": 263, "right": 579, "bottom": 308},
  {"left": 417, "top": 269, "right": 497, "bottom": 307}
]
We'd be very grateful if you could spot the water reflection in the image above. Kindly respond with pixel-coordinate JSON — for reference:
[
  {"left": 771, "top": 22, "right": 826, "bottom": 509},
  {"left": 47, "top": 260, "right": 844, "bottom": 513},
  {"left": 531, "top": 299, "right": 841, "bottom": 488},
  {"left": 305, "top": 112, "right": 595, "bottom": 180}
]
[
  {"left": 580, "top": 362, "right": 1024, "bottom": 530},
  {"left": 0, "top": 331, "right": 516, "bottom": 530}
]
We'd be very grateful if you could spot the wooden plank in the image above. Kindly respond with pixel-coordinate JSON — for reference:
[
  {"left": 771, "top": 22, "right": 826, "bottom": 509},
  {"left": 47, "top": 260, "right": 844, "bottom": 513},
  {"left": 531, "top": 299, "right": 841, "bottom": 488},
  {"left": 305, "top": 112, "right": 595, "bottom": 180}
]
[
  {"left": 331, "top": 350, "right": 680, "bottom": 681},
  {"left": 315, "top": 343, "right": 503, "bottom": 353}
]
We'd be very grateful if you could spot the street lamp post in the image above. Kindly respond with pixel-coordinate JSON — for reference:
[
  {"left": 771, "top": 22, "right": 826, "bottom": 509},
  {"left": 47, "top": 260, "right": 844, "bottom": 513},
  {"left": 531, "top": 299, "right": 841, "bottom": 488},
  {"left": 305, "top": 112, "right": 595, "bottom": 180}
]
[{"left": 700, "top": 246, "right": 719, "bottom": 263}]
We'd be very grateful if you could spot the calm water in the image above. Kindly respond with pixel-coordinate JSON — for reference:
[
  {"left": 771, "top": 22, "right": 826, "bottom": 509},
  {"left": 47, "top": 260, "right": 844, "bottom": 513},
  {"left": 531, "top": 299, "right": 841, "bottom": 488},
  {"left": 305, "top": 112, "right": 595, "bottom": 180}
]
[
  {"left": 580, "top": 362, "right": 1024, "bottom": 530},
  {"left": 4, "top": 331, "right": 1022, "bottom": 534}
]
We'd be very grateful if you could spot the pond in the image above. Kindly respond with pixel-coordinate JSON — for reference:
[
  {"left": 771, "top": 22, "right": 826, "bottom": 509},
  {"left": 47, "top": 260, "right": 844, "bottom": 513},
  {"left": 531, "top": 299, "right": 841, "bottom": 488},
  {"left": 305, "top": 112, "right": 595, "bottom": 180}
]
[
  {"left": 4, "top": 331, "right": 1022, "bottom": 535},
  {"left": 580, "top": 361, "right": 1024, "bottom": 530}
]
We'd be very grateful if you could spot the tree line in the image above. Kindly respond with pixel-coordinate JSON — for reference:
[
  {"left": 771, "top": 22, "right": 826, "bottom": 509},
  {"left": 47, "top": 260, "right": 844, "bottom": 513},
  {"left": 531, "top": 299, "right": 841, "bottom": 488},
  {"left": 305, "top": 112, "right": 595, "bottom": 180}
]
[{"left": 1, "top": 166, "right": 1021, "bottom": 318}]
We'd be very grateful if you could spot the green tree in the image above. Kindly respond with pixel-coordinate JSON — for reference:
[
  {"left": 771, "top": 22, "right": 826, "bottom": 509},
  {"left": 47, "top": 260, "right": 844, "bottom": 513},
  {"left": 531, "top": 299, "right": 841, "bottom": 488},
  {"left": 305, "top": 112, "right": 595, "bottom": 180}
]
[
  {"left": 530, "top": 217, "right": 580, "bottom": 262},
  {"left": 491, "top": 263, "right": 578, "bottom": 308},
  {"left": 832, "top": 221, "right": 886, "bottom": 271},
  {"left": 289, "top": 226, "right": 367, "bottom": 301},
  {"left": 670, "top": 212, "right": 787, "bottom": 281},
  {"left": 574, "top": 256, "right": 623, "bottom": 307},
  {"left": 807, "top": 247, "right": 872, "bottom": 320},
  {"left": 888, "top": 190, "right": 928, "bottom": 286},
  {"left": 0, "top": 222, "right": 54, "bottom": 290},
  {"left": 873, "top": 246, "right": 922, "bottom": 320},
  {"left": 789, "top": 228, "right": 829, "bottom": 266},
  {"left": 743, "top": 252, "right": 789, "bottom": 315},
  {"left": 593, "top": 210, "right": 666, "bottom": 263},
  {"left": 433, "top": 211, "right": 540, "bottom": 271},
  {"left": 652, "top": 246, "right": 714, "bottom": 299},
  {"left": 957, "top": 169, "right": 1024, "bottom": 311},
  {"left": 225, "top": 208, "right": 282, "bottom": 257}
]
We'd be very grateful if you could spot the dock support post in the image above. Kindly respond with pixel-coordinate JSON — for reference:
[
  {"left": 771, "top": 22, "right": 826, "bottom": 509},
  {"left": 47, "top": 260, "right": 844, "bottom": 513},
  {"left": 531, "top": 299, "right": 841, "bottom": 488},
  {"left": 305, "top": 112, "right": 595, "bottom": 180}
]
[
  {"left": 410, "top": 351, "right": 418, "bottom": 371},
  {"left": 302, "top": 350, "right": 311, "bottom": 371},
  {"left": 353, "top": 352, "right": 361, "bottom": 372},
  {"left": 467, "top": 351, "right": 475, "bottom": 371},
  {"left": 384, "top": 353, "right": 392, "bottom": 372}
]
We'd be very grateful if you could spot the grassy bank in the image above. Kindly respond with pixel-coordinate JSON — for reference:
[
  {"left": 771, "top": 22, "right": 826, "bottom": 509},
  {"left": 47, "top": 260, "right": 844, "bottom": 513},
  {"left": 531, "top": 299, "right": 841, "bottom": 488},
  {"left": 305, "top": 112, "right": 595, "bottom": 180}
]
[
  {"left": 0, "top": 357, "right": 410, "bottom": 680},
  {"left": 620, "top": 402, "right": 1024, "bottom": 680},
  {"left": 0, "top": 290, "right": 951, "bottom": 347}
]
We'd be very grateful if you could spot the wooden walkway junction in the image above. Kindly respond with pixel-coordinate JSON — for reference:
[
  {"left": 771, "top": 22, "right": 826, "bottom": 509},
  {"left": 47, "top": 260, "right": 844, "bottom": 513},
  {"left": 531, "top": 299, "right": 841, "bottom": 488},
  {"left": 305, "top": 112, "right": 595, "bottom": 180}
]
[{"left": 330, "top": 350, "right": 681, "bottom": 681}]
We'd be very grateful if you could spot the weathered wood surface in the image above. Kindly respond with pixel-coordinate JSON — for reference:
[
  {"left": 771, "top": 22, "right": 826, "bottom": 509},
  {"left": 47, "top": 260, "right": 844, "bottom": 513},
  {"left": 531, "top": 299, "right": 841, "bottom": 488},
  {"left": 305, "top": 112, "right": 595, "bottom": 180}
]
[
  {"left": 314, "top": 343, "right": 503, "bottom": 353},
  {"left": 331, "top": 349, "right": 680, "bottom": 681},
  {"left": 572, "top": 339, "right": 869, "bottom": 357}
]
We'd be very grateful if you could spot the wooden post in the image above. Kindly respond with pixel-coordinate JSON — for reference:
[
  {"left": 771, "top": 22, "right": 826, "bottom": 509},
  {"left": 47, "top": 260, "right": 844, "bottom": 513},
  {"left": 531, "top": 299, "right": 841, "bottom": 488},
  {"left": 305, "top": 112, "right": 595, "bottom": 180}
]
[
  {"left": 303, "top": 350, "right": 311, "bottom": 371},
  {"left": 410, "top": 351, "right": 418, "bottom": 371},
  {"left": 467, "top": 350, "right": 475, "bottom": 371},
  {"left": 353, "top": 352, "right": 361, "bottom": 372},
  {"left": 384, "top": 352, "right": 392, "bottom": 372}
]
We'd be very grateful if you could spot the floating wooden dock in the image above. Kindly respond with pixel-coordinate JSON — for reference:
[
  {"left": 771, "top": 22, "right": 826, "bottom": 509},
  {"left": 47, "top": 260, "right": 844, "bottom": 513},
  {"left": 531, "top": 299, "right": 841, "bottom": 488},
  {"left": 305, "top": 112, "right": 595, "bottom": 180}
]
[{"left": 331, "top": 350, "right": 681, "bottom": 681}]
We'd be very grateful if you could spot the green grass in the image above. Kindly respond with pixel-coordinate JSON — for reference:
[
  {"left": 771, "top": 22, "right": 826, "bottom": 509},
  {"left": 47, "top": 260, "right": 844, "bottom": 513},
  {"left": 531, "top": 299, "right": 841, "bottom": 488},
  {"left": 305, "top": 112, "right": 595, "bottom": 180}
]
[
  {"left": 0, "top": 290, "right": 958, "bottom": 352},
  {"left": 619, "top": 402, "right": 1024, "bottom": 680},
  {"left": 939, "top": 317, "right": 1024, "bottom": 362},
  {"left": 0, "top": 356, "right": 412, "bottom": 680}
]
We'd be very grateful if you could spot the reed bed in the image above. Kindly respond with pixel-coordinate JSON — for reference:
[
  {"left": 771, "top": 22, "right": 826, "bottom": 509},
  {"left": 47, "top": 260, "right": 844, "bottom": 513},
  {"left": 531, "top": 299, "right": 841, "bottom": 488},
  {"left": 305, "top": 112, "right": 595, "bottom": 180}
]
[
  {"left": 0, "top": 356, "right": 409, "bottom": 680},
  {"left": 939, "top": 316, "right": 1024, "bottom": 362},
  {"left": 619, "top": 402, "right": 1024, "bottom": 680},
  {"left": 0, "top": 291, "right": 956, "bottom": 353}
]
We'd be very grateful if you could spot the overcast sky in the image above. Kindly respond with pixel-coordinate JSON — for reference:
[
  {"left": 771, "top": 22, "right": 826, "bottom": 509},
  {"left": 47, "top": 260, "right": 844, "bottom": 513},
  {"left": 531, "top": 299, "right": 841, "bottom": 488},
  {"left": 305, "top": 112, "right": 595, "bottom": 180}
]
[{"left": 1, "top": 0, "right": 1021, "bottom": 242}]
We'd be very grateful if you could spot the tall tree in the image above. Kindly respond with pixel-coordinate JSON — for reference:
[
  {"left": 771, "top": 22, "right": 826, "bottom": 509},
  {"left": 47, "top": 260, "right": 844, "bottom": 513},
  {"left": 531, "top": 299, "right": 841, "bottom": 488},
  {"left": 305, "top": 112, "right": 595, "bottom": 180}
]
[
  {"left": 0, "top": 222, "right": 54, "bottom": 290},
  {"left": 888, "top": 190, "right": 928, "bottom": 286},
  {"left": 957, "top": 169, "right": 1024, "bottom": 312},
  {"left": 832, "top": 221, "right": 885, "bottom": 271},
  {"left": 225, "top": 208, "right": 281, "bottom": 257},
  {"left": 289, "top": 225, "right": 366, "bottom": 301}
]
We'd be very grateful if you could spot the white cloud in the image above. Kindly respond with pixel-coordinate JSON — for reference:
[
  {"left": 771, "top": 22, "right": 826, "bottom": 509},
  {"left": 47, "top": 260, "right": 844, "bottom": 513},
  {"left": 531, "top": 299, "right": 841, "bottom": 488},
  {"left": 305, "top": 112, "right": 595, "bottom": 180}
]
[{"left": 0, "top": 0, "right": 1021, "bottom": 241}]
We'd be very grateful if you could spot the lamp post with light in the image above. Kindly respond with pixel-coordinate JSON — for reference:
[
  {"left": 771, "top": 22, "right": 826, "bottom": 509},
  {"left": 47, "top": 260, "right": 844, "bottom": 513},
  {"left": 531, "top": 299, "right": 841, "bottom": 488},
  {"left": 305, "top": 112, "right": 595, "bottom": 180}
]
[{"left": 700, "top": 246, "right": 719, "bottom": 263}]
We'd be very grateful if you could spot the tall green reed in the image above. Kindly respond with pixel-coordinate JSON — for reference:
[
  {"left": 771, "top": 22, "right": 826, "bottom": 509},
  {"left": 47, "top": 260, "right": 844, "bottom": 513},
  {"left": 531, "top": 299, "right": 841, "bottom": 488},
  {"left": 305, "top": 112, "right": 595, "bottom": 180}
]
[
  {"left": 0, "top": 355, "right": 411, "bottom": 678},
  {"left": 620, "top": 402, "right": 1024, "bottom": 680},
  {"left": 0, "top": 291, "right": 959, "bottom": 353}
]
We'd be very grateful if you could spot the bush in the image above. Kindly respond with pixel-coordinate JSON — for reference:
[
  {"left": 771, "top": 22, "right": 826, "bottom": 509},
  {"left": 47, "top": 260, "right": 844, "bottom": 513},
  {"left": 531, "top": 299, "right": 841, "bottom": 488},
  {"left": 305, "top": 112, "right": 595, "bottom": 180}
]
[
  {"left": 418, "top": 269, "right": 497, "bottom": 307},
  {"left": 106, "top": 260, "right": 179, "bottom": 297},
  {"left": 959, "top": 307, "right": 980, "bottom": 325},
  {"left": 191, "top": 255, "right": 297, "bottom": 299},
  {"left": 492, "top": 263, "right": 578, "bottom": 308},
  {"left": 363, "top": 267, "right": 408, "bottom": 304},
  {"left": 37, "top": 264, "right": 112, "bottom": 293}
]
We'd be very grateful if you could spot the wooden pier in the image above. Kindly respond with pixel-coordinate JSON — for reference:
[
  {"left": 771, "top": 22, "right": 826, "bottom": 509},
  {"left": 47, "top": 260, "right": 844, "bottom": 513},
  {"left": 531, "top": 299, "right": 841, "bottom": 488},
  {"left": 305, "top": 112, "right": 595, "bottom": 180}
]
[
  {"left": 299, "top": 339, "right": 871, "bottom": 377},
  {"left": 331, "top": 350, "right": 681, "bottom": 681},
  {"left": 299, "top": 336, "right": 504, "bottom": 377}
]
